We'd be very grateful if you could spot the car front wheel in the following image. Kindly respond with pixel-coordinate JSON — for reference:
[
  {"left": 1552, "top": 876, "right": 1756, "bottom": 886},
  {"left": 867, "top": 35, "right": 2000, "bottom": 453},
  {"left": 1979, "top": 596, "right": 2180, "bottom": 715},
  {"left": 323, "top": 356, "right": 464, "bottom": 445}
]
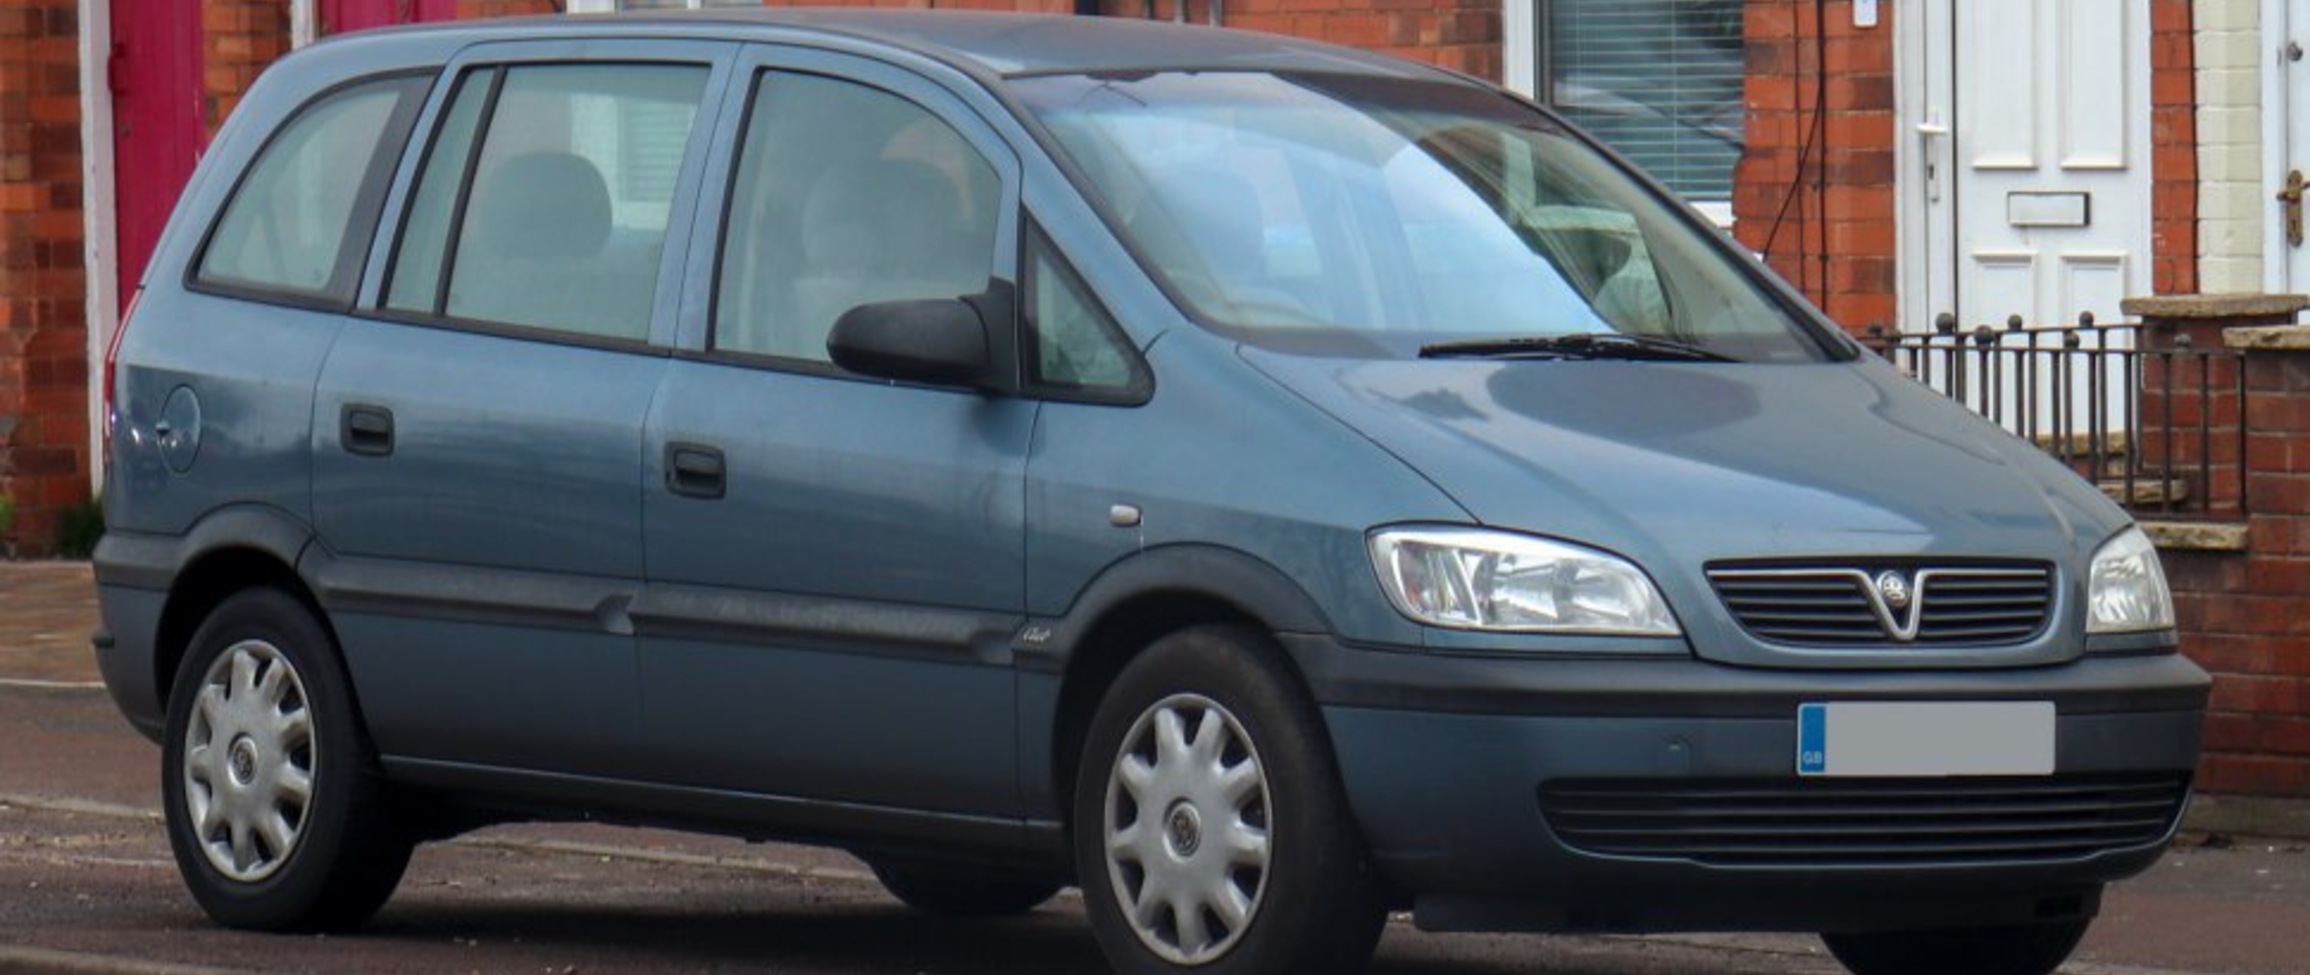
[{"left": 1074, "top": 625, "right": 1386, "bottom": 975}]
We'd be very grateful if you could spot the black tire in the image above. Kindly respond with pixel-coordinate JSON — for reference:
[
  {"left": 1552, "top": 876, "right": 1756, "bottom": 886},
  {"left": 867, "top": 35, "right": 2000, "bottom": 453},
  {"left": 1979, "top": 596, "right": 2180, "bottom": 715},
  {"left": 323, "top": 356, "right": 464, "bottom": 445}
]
[
  {"left": 1822, "top": 918, "right": 2092, "bottom": 975},
  {"left": 866, "top": 859, "right": 1062, "bottom": 917},
  {"left": 1073, "top": 625, "right": 1387, "bottom": 975},
  {"left": 160, "top": 587, "right": 413, "bottom": 931}
]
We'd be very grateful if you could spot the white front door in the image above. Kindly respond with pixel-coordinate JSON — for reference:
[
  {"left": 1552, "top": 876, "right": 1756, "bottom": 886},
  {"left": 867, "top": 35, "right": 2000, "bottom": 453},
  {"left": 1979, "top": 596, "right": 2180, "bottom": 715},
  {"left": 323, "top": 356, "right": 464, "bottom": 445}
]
[
  {"left": 2276, "top": 0, "right": 2310, "bottom": 289},
  {"left": 1911, "top": 0, "right": 2154, "bottom": 331}
]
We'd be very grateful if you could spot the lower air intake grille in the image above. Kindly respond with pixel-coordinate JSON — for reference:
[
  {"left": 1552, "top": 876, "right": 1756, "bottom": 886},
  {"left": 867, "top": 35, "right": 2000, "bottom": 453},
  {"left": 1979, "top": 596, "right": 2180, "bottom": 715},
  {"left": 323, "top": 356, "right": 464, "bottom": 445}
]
[{"left": 1541, "top": 774, "right": 2188, "bottom": 867}]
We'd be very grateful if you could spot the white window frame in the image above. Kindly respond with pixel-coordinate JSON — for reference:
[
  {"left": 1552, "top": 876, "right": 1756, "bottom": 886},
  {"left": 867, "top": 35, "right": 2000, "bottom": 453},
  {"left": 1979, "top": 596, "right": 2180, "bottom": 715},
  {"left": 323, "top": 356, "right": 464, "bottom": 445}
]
[
  {"left": 1504, "top": 0, "right": 1536, "bottom": 99},
  {"left": 291, "top": 0, "right": 317, "bottom": 48}
]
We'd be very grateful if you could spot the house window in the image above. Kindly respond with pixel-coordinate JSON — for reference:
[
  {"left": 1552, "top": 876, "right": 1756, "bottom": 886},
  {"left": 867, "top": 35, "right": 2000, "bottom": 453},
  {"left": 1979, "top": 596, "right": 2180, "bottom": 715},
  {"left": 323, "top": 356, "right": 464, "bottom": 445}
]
[{"left": 1540, "top": 0, "right": 1743, "bottom": 211}]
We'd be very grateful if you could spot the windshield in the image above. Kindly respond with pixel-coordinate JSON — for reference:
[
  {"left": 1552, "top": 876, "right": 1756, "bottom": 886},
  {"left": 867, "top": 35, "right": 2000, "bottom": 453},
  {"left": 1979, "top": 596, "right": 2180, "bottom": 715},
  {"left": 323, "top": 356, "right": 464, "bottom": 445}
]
[{"left": 1012, "top": 71, "right": 1844, "bottom": 362}]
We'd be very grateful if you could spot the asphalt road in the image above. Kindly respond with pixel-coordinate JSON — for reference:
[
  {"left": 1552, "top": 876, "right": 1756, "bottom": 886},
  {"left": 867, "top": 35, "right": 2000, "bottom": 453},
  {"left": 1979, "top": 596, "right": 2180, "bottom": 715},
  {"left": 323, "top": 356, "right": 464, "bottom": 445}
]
[{"left": 3, "top": 564, "right": 2307, "bottom": 974}]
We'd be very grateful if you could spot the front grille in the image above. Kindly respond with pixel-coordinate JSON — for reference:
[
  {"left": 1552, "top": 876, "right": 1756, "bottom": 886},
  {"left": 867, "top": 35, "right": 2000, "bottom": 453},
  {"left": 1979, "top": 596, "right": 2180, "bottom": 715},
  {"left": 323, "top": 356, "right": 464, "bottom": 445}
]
[
  {"left": 1541, "top": 774, "right": 2188, "bottom": 867},
  {"left": 1708, "top": 564, "right": 2055, "bottom": 647}
]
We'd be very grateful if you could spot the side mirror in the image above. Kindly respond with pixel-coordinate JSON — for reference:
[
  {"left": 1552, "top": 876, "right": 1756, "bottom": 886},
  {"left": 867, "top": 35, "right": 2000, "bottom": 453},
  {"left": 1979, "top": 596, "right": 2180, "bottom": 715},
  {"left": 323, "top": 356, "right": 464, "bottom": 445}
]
[{"left": 826, "top": 298, "right": 993, "bottom": 389}]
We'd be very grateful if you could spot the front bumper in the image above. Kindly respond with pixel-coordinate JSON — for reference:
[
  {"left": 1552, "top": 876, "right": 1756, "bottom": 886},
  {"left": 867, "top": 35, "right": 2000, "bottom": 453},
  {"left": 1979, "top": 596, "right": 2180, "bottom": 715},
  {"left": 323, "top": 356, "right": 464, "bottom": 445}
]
[{"left": 1282, "top": 637, "right": 2209, "bottom": 934}]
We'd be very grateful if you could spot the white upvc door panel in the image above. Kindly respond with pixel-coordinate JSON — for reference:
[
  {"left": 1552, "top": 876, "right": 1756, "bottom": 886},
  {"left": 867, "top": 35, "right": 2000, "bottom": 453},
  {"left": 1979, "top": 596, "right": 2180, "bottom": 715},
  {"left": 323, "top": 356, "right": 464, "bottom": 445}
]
[
  {"left": 1944, "top": 0, "right": 2150, "bottom": 332},
  {"left": 2279, "top": 0, "right": 2310, "bottom": 289},
  {"left": 1907, "top": 0, "right": 2151, "bottom": 440}
]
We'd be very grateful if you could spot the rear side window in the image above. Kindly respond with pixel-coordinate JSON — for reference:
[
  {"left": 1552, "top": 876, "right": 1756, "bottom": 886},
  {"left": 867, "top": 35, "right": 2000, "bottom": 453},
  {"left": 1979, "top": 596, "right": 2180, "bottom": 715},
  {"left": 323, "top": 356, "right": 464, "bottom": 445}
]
[
  {"left": 714, "top": 72, "right": 1000, "bottom": 362},
  {"left": 195, "top": 75, "right": 427, "bottom": 303},
  {"left": 385, "top": 63, "right": 710, "bottom": 342}
]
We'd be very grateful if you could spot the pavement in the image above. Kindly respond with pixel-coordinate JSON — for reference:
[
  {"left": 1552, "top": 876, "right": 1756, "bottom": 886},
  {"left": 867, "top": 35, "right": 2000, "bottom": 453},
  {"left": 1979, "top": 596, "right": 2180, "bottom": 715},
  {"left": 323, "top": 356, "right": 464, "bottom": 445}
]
[
  {"left": 0, "top": 563, "right": 111, "bottom": 686},
  {"left": 2, "top": 560, "right": 2308, "bottom": 974}
]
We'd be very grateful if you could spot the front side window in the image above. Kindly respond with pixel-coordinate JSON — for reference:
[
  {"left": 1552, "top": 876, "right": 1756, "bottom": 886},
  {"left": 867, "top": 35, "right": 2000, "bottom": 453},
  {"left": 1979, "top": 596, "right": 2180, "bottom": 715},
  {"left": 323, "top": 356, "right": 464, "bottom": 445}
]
[
  {"left": 715, "top": 72, "right": 1000, "bottom": 362},
  {"left": 197, "top": 75, "right": 426, "bottom": 301},
  {"left": 1013, "top": 71, "right": 1835, "bottom": 362},
  {"left": 384, "top": 62, "right": 709, "bottom": 342}
]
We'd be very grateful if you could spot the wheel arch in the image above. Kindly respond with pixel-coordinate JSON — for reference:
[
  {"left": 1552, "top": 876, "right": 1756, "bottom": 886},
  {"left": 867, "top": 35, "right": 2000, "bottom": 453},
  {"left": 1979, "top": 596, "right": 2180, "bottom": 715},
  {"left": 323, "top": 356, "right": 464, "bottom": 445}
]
[
  {"left": 141, "top": 507, "right": 335, "bottom": 712},
  {"left": 1033, "top": 545, "right": 1337, "bottom": 824}
]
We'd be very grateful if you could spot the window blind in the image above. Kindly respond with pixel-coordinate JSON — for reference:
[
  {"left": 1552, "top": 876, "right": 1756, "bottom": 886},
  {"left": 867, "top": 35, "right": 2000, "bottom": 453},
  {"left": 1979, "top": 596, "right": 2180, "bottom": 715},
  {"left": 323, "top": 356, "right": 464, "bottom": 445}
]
[{"left": 1544, "top": 0, "right": 1744, "bottom": 202}]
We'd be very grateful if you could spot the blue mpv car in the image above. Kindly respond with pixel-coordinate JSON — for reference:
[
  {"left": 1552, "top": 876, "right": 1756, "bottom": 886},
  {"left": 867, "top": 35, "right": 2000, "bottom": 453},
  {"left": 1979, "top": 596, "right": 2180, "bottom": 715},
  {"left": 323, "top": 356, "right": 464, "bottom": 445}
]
[{"left": 94, "top": 12, "right": 2208, "bottom": 975}]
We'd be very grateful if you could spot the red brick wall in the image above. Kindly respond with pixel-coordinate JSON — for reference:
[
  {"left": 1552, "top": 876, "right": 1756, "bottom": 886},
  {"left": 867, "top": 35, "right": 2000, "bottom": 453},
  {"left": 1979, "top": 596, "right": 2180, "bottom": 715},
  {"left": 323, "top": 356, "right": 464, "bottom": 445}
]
[
  {"left": 459, "top": 0, "right": 564, "bottom": 18},
  {"left": 1731, "top": 0, "right": 1894, "bottom": 334},
  {"left": 737, "top": 0, "right": 1499, "bottom": 80},
  {"left": 0, "top": 0, "right": 90, "bottom": 556},
  {"left": 2168, "top": 354, "right": 2310, "bottom": 799},
  {"left": 203, "top": 0, "right": 291, "bottom": 139},
  {"left": 2131, "top": 301, "right": 2310, "bottom": 799},
  {"left": 1192, "top": 0, "right": 1499, "bottom": 80},
  {"left": 2151, "top": 0, "right": 2197, "bottom": 295}
]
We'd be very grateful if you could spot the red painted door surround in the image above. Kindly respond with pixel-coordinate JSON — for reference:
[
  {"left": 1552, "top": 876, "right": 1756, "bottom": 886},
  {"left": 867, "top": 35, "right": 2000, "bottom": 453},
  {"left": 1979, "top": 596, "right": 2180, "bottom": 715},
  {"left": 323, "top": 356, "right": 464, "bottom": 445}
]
[
  {"left": 106, "top": 0, "right": 459, "bottom": 307},
  {"left": 321, "top": 0, "right": 457, "bottom": 35},
  {"left": 107, "top": 0, "right": 205, "bottom": 305}
]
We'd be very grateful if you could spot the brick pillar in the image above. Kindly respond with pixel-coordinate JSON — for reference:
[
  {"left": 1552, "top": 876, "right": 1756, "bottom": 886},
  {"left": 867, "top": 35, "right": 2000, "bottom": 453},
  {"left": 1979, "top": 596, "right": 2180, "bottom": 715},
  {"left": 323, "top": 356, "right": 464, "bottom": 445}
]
[
  {"left": 0, "top": 0, "right": 90, "bottom": 557},
  {"left": 2125, "top": 293, "right": 2306, "bottom": 532},
  {"left": 2120, "top": 295, "right": 2310, "bottom": 800},
  {"left": 1731, "top": 0, "right": 1894, "bottom": 334},
  {"left": 2151, "top": 0, "right": 2199, "bottom": 295}
]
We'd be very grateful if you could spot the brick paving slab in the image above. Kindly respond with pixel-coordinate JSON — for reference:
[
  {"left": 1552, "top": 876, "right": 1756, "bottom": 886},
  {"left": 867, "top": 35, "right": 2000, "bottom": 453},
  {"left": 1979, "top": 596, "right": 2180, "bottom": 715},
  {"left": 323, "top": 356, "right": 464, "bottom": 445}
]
[{"left": 0, "top": 562, "right": 97, "bottom": 684}]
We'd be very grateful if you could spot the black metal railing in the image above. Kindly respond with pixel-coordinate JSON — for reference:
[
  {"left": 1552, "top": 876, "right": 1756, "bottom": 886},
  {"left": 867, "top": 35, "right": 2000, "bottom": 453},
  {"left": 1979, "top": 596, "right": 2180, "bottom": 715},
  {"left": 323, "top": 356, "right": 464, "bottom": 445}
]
[{"left": 1867, "top": 313, "right": 2248, "bottom": 519}]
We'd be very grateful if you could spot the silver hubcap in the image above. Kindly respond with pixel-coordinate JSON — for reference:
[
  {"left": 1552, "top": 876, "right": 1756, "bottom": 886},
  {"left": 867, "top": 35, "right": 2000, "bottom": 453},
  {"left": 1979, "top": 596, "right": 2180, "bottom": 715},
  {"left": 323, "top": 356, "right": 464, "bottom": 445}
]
[
  {"left": 182, "top": 639, "right": 315, "bottom": 883},
  {"left": 1103, "top": 694, "right": 1270, "bottom": 966}
]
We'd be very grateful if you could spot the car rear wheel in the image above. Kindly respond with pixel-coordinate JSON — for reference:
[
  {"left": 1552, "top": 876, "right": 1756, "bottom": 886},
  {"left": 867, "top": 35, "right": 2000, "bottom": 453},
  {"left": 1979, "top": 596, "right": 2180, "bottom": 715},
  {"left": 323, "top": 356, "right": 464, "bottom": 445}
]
[
  {"left": 866, "top": 858, "right": 1062, "bottom": 916},
  {"left": 161, "top": 588, "right": 412, "bottom": 931},
  {"left": 1074, "top": 625, "right": 1386, "bottom": 975},
  {"left": 1822, "top": 918, "right": 2092, "bottom": 975}
]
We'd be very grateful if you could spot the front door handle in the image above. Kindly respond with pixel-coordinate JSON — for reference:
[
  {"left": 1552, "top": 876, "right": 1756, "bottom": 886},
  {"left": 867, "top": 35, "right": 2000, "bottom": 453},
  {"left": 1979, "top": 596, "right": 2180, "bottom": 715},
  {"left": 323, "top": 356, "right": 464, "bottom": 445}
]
[
  {"left": 341, "top": 404, "right": 394, "bottom": 457},
  {"left": 664, "top": 442, "right": 726, "bottom": 499},
  {"left": 1917, "top": 113, "right": 1949, "bottom": 203},
  {"left": 2281, "top": 169, "right": 2305, "bottom": 247}
]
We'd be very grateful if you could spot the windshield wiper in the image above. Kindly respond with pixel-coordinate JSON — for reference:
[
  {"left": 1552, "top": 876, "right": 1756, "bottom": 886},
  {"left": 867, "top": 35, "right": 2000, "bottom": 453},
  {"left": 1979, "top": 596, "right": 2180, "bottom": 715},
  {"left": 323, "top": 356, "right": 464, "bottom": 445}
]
[{"left": 1418, "top": 332, "right": 1735, "bottom": 363}]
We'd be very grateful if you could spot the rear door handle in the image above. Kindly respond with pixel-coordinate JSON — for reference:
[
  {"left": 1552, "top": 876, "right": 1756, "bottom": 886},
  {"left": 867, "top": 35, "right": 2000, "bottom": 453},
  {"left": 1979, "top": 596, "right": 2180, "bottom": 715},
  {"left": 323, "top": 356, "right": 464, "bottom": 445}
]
[
  {"left": 341, "top": 404, "right": 394, "bottom": 457},
  {"left": 664, "top": 442, "right": 726, "bottom": 499}
]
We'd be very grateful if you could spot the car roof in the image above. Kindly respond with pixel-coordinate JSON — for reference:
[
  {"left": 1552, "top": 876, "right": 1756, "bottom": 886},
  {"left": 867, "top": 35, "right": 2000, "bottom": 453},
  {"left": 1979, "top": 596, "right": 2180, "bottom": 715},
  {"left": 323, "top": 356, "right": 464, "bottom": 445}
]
[{"left": 332, "top": 9, "right": 1460, "bottom": 81}]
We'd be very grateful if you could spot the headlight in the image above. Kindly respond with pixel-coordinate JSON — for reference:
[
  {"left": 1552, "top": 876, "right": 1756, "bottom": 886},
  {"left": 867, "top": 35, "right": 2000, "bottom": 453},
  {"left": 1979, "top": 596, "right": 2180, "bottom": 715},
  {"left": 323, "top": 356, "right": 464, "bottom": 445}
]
[
  {"left": 2086, "top": 526, "right": 2174, "bottom": 634},
  {"left": 1368, "top": 526, "right": 1680, "bottom": 635}
]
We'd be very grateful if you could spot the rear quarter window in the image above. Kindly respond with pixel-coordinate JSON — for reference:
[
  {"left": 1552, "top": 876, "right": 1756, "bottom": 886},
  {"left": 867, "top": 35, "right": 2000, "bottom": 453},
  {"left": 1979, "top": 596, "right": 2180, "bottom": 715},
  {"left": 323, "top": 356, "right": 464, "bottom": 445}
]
[{"left": 194, "top": 74, "right": 429, "bottom": 304}]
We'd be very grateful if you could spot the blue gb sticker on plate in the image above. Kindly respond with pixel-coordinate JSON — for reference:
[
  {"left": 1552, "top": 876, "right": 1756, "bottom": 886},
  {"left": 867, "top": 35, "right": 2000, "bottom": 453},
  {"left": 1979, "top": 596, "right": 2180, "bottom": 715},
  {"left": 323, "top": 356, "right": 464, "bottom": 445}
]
[{"left": 1798, "top": 702, "right": 1828, "bottom": 775}]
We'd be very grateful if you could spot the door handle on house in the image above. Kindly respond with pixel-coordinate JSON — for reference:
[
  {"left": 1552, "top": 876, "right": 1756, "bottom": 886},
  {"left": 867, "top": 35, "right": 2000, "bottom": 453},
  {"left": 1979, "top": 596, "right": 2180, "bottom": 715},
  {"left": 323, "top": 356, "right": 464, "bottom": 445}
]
[
  {"left": 2280, "top": 169, "right": 2305, "bottom": 247},
  {"left": 664, "top": 443, "right": 726, "bottom": 500},
  {"left": 1916, "top": 116, "right": 1949, "bottom": 202}
]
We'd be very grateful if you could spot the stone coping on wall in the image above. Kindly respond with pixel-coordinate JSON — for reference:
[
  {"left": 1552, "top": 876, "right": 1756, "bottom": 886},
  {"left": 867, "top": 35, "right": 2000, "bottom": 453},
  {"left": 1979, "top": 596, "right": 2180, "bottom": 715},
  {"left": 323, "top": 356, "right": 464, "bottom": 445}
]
[
  {"left": 2142, "top": 520, "right": 2251, "bottom": 552},
  {"left": 2224, "top": 325, "right": 2310, "bottom": 349},
  {"left": 2122, "top": 293, "right": 2310, "bottom": 320}
]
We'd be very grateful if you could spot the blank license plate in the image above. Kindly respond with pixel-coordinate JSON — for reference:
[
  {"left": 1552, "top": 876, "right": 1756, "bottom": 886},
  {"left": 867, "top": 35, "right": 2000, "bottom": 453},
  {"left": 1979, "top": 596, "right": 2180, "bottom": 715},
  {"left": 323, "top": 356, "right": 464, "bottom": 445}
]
[{"left": 1797, "top": 702, "right": 2055, "bottom": 777}]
